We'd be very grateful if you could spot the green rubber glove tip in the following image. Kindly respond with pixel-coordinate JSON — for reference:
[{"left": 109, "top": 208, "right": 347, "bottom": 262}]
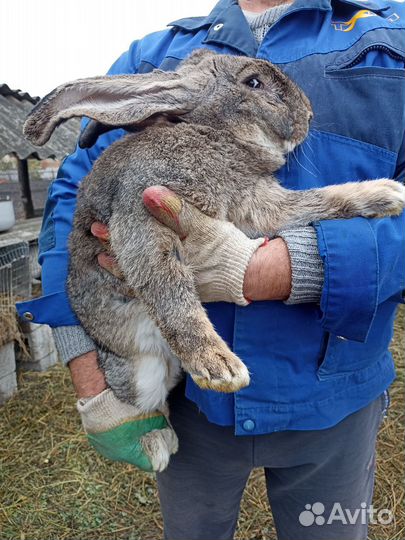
[{"left": 87, "top": 414, "right": 169, "bottom": 472}]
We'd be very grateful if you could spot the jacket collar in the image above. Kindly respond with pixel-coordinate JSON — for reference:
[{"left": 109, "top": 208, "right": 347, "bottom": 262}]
[
  {"left": 168, "top": 0, "right": 257, "bottom": 56},
  {"left": 168, "top": 0, "right": 389, "bottom": 57}
]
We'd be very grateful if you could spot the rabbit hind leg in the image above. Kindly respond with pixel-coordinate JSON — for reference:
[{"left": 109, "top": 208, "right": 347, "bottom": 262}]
[
  {"left": 95, "top": 302, "right": 181, "bottom": 411},
  {"left": 130, "top": 305, "right": 182, "bottom": 412},
  {"left": 134, "top": 350, "right": 182, "bottom": 413},
  {"left": 129, "top": 339, "right": 181, "bottom": 472},
  {"left": 98, "top": 347, "right": 179, "bottom": 473},
  {"left": 141, "top": 425, "right": 179, "bottom": 472},
  {"left": 68, "top": 254, "right": 181, "bottom": 409}
]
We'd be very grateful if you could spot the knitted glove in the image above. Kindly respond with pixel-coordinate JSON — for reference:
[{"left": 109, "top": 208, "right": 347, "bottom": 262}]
[
  {"left": 143, "top": 186, "right": 266, "bottom": 306},
  {"left": 77, "top": 389, "right": 178, "bottom": 472}
]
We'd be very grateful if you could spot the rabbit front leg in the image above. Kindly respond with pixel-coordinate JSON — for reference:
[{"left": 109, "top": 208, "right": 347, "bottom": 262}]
[
  {"left": 108, "top": 211, "right": 250, "bottom": 393},
  {"left": 233, "top": 178, "right": 405, "bottom": 233}
]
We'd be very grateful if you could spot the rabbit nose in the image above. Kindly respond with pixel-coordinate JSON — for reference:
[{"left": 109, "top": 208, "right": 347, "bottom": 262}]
[{"left": 308, "top": 110, "right": 314, "bottom": 123}]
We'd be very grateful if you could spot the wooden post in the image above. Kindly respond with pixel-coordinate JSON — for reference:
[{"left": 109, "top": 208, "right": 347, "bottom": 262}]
[{"left": 16, "top": 157, "right": 34, "bottom": 219}]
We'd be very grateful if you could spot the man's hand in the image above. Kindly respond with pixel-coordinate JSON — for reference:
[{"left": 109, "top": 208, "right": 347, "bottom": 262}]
[
  {"left": 77, "top": 388, "right": 177, "bottom": 472},
  {"left": 68, "top": 351, "right": 177, "bottom": 472},
  {"left": 92, "top": 186, "right": 292, "bottom": 303}
]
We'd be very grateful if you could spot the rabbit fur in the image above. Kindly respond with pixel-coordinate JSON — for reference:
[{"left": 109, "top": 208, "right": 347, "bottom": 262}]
[{"left": 24, "top": 50, "right": 405, "bottom": 470}]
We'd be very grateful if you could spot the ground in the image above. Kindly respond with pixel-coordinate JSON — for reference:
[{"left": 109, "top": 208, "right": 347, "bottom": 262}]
[{"left": 0, "top": 306, "right": 403, "bottom": 540}]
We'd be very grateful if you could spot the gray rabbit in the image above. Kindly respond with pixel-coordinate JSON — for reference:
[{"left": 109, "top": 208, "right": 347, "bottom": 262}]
[{"left": 24, "top": 50, "right": 405, "bottom": 470}]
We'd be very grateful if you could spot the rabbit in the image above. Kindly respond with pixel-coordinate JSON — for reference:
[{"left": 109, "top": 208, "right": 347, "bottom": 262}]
[{"left": 24, "top": 49, "right": 405, "bottom": 471}]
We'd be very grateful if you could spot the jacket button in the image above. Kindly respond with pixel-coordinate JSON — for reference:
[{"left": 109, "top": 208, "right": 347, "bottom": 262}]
[
  {"left": 213, "top": 23, "right": 224, "bottom": 31},
  {"left": 243, "top": 419, "right": 255, "bottom": 432},
  {"left": 23, "top": 311, "right": 34, "bottom": 321}
]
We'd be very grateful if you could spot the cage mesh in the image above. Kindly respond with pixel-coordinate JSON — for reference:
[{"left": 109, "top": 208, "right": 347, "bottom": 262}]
[{"left": 0, "top": 242, "right": 31, "bottom": 348}]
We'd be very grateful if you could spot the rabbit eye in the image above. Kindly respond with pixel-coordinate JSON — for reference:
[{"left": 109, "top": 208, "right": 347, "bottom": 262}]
[{"left": 245, "top": 77, "right": 262, "bottom": 89}]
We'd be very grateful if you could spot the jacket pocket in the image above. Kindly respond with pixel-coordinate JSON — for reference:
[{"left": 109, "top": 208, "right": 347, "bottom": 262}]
[
  {"left": 317, "top": 333, "right": 345, "bottom": 379},
  {"left": 316, "top": 294, "right": 398, "bottom": 380},
  {"left": 316, "top": 333, "right": 383, "bottom": 380},
  {"left": 325, "top": 43, "right": 405, "bottom": 79}
]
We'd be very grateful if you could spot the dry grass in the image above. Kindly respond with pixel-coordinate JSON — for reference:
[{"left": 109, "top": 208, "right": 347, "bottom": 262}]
[
  {"left": 0, "top": 299, "right": 19, "bottom": 349},
  {"left": 0, "top": 294, "right": 29, "bottom": 353},
  {"left": 371, "top": 305, "right": 405, "bottom": 540},
  {"left": 0, "top": 307, "right": 403, "bottom": 540}
]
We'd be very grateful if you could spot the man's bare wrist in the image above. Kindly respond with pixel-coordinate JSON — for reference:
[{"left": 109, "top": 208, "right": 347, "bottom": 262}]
[
  {"left": 69, "top": 351, "right": 107, "bottom": 399},
  {"left": 243, "top": 237, "right": 292, "bottom": 301}
]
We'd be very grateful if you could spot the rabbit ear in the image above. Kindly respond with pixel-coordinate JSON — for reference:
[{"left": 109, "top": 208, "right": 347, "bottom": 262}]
[{"left": 23, "top": 71, "right": 195, "bottom": 146}]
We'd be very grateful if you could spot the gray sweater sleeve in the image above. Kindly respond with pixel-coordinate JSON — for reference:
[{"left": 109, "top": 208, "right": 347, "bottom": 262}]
[
  {"left": 52, "top": 325, "right": 96, "bottom": 365},
  {"left": 277, "top": 226, "right": 324, "bottom": 305}
]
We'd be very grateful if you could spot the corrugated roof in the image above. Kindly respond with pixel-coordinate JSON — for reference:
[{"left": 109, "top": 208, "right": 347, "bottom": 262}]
[{"left": 0, "top": 84, "right": 81, "bottom": 160}]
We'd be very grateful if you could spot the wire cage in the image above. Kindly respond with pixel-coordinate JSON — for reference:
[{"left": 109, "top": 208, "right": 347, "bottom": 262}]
[
  {"left": 0, "top": 242, "right": 31, "bottom": 298},
  {"left": 0, "top": 241, "right": 31, "bottom": 348}
]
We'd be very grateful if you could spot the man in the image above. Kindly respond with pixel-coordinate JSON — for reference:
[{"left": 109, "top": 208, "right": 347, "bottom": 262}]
[{"left": 17, "top": 0, "right": 405, "bottom": 538}]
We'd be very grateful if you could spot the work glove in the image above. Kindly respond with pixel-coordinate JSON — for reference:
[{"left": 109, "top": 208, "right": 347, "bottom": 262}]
[
  {"left": 143, "top": 186, "right": 266, "bottom": 305},
  {"left": 77, "top": 389, "right": 178, "bottom": 472},
  {"left": 95, "top": 186, "right": 266, "bottom": 305}
]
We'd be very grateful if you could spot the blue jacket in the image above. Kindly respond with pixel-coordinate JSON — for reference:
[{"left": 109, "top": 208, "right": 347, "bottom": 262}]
[{"left": 18, "top": 0, "right": 405, "bottom": 435}]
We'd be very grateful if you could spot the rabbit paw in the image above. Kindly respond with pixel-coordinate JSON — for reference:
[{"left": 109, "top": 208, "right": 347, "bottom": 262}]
[
  {"left": 140, "top": 426, "right": 179, "bottom": 472},
  {"left": 189, "top": 346, "right": 250, "bottom": 393},
  {"left": 359, "top": 179, "right": 405, "bottom": 217}
]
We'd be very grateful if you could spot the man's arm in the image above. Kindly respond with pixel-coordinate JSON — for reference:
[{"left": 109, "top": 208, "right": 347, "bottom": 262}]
[
  {"left": 95, "top": 186, "right": 323, "bottom": 308},
  {"left": 69, "top": 351, "right": 106, "bottom": 398},
  {"left": 315, "top": 211, "right": 405, "bottom": 342},
  {"left": 131, "top": 185, "right": 404, "bottom": 344},
  {"left": 244, "top": 227, "right": 324, "bottom": 304},
  {"left": 243, "top": 237, "right": 292, "bottom": 301}
]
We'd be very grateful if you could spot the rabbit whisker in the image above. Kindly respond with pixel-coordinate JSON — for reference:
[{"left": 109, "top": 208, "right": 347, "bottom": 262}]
[
  {"left": 300, "top": 142, "right": 320, "bottom": 175},
  {"left": 292, "top": 148, "right": 317, "bottom": 178}
]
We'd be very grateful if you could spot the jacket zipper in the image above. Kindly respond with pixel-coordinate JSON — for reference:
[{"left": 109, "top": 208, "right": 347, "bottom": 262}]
[{"left": 344, "top": 44, "right": 405, "bottom": 69}]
